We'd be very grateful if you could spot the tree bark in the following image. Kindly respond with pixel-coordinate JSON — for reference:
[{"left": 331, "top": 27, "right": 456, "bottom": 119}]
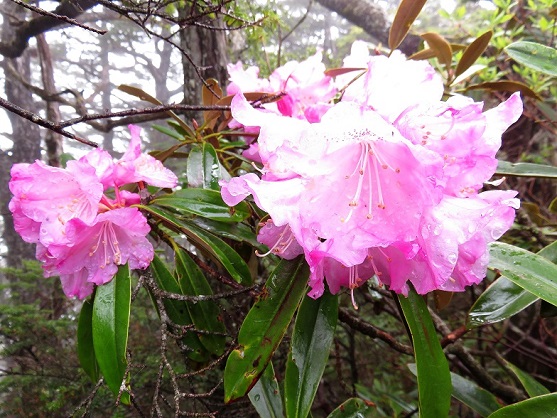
[
  {"left": 0, "top": 3, "right": 42, "bottom": 269},
  {"left": 179, "top": 5, "right": 228, "bottom": 121},
  {"left": 316, "top": 0, "right": 420, "bottom": 55},
  {"left": 37, "top": 34, "right": 63, "bottom": 167},
  {"left": 0, "top": 0, "right": 97, "bottom": 58}
]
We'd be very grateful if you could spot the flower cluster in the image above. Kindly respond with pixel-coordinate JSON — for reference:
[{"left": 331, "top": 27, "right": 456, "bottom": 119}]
[
  {"left": 221, "top": 42, "right": 523, "bottom": 302},
  {"left": 9, "top": 125, "right": 177, "bottom": 299}
]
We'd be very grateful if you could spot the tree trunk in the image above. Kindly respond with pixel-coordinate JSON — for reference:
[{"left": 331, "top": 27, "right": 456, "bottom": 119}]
[
  {"left": 0, "top": 2, "right": 42, "bottom": 270},
  {"left": 179, "top": 5, "right": 228, "bottom": 122},
  {"left": 37, "top": 34, "right": 63, "bottom": 167}
]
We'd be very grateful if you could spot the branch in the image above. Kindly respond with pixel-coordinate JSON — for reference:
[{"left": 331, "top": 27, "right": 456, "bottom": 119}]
[
  {"left": 0, "top": 96, "right": 98, "bottom": 147},
  {"left": 338, "top": 307, "right": 414, "bottom": 355},
  {"left": 0, "top": 0, "right": 99, "bottom": 58}
]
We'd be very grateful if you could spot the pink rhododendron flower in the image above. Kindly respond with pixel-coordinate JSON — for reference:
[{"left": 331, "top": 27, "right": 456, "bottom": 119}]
[
  {"left": 9, "top": 125, "right": 178, "bottom": 299},
  {"left": 221, "top": 44, "right": 522, "bottom": 301}
]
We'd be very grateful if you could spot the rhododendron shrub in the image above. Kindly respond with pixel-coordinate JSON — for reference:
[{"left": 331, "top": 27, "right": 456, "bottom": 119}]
[
  {"left": 9, "top": 125, "right": 178, "bottom": 298},
  {"left": 221, "top": 42, "right": 523, "bottom": 300}
]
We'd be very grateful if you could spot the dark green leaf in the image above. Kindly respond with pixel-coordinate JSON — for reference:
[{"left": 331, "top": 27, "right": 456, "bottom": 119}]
[
  {"left": 487, "top": 394, "right": 557, "bottom": 418},
  {"left": 174, "top": 247, "right": 226, "bottom": 356},
  {"left": 150, "top": 255, "right": 209, "bottom": 363},
  {"left": 326, "top": 398, "right": 375, "bottom": 418},
  {"left": 152, "top": 188, "right": 250, "bottom": 223},
  {"left": 505, "top": 362, "right": 550, "bottom": 397},
  {"left": 409, "top": 364, "right": 501, "bottom": 417},
  {"left": 389, "top": 0, "right": 427, "bottom": 51},
  {"left": 77, "top": 298, "right": 100, "bottom": 383},
  {"left": 152, "top": 124, "right": 185, "bottom": 141},
  {"left": 467, "top": 277, "right": 538, "bottom": 328},
  {"left": 92, "top": 265, "right": 131, "bottom": 404},
  {"left": 187, "top": 143, "right": 222, "bottom": 190},
  {"left": 224, "top": 257, "right": 309, "bottom": 403},
  {"left": 455, "top": 31, "right": 493, "bottom": 78},
  {"left": 489, "top": 242, "right": 557, "bottom": 307},
  {"left": 285, "top": 290, "right": 338, "bottom": 418},
  {"left": 505, "top": 41, "right": 557, "bottom": 76},
  {"left": 450, "top": 371, "right": 502, "bottom": 416},
  {"left": 469, "top": 241, "right": 557, "bottom": 327},
  {"left": 191, "top": 217, "right": 263, "bottom": 250},
  {"left": 496, "top": 161, "right": 557, "bottom": 179},
  {"left": 398, "top": 289, "right": 451, "bottom": 418},
  {"left": 248, "top": 363, "right": 284, "bottom": 418},
  {"left": 141, "top": 205, "right": 252, "bottom": 285}
]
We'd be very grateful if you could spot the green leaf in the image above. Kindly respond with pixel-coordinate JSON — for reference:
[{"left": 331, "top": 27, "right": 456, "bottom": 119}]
[
  {"left": 141, "top": 205, "right": 252, "bottom": 285},
  {"left": 150, "top": 255, "right": 209, "bottom": 363},
  {"left": 454, "top": 31, "right": 493, "bottom": 78},
  {"left": 152, "top": 188, "right": 250, "bottom": 223},
  {"left": 326, "top": 398, "right": 375, "bottom": 418},
  {"left": 285, "top": 289, "right": 338, "bottom": 418},
  {"left": 450, "top": 371, "right": 502, "bottom": 416},
  {"left": 505, "top": 41, "right": 557, "bottom": 77},
  {"left": 191, "top": 217, "right": 263, "bottom": 250},
  {"left": 467, "top": 277, "right": 538, "bottom": 328},
  {"left": 92, "top": 265, "right": 131, "bottom": 404},
  {"left": 409, "top": 364, "right": 501, "bottom": 417},
  {"left": 248, "top": 363, "right": 284, "bottom": 418},
  {"left": 489, "top": 242, "right": 557, "bottom": 307},
  {"left": 496, "top": 161, "right": 557, "bottom": 179},
  {"left": 389, "top": 0, "right": 427, "bottom": 51},
  {"left": 487, "top": 394, "right": 557, "bottom": 418},
  {"left": 187, "top": 143, "right": 222, "bottom": 190},
  {"left": 505, "top": 362, "right": 550, "bottom": 397},
  {"left": 174, "top": 247, "right": 226, "bottom": 356},
  {"left": 77, "top": 298, "right": 100, "bottom": 383},
  {"left": 224, "top": 257, "right": 309, "bottom": 403},
  {"left": 152, "top": 124, "right": 185, "bottom": 141},
  {"left": 468, "top": 241, "right": 557, "bottom": 327},
  {"left": 398, "top": 289, "right": 451, "bottom": 418}
]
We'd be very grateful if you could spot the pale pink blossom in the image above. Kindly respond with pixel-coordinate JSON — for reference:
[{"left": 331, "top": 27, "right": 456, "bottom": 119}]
[{"left": 9, "top": 160, "right": 103, "bottom": 245}]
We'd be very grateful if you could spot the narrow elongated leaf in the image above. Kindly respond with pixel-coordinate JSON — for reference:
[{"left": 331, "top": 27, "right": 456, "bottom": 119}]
[
  {"left": 466, "top": 81, "right": 540, "bottom": 99},
  {"left": 421, "top": 32, "right": 452, "bottom": 68},
  {"left": 398, "top": 289, "right": 451, "bottom": 418},
  {"left": 326, "top": 398, "right": 375, "bottom": 418},
  {"left": 187, "top": 143, "right": 222, "bottom": 190},
  {"left": 224, "top": 257, "right": 309, "bottom": 403},
  {"left": 118, "top": 84, "right": 195, "bottom": 137},
  {"left": 141, "top": 205, "right": 252, "bottom": 285},
  {"left": 174, "top": 247, "right": 226, "bottom": 355},
  {"left": 450, "top": 371, "right": 502, "bottom": 416},
  {"left": 248, "top": 363, "right": 284, "bottom": 418},
  {"left": 191, "top": 217, "right": 263, "bottom": 250},
  {"left": 389, "top": 0, "right": 427, "bottom": 51},
  {"left": 467, "top": 277, "right": 538, "bottom": 327},
  {"left": 505, "top": 362, "right": 549, "bottom": 397},
  {"left": 152, "top": 188, "right": 250, "bottom": 222},
  {"left": 285, "top": 290, "right": 338, "bottom": 418},
  {"left": 77, "top": 298, "right": 100, "bottom": 383},
  {"left": 409, "top": 364, "right": 501, "bottom": 417},
  {"left": 468, "top": 241, "right": 557, "bottom": 327},
  {"left": 92, "top": 265, "right": 131, "bottom": 404},
  {"left": 489, "top": 242, "right": 557, "bottom": 307},
  {"left": 487, "top": 394, "right": 557, "bottom": 418},
  {"left": 202, "top": 78, "right": 223, "bottom": 129},
  {"left": 455, "top": 31, "right": 493, "bottom": 78},
  {"left": 505, "top": 41, "right": 557, "bottom": 76},
  {"left": 150, "top": 255, "right": 209, "bottom": 363},
  {"left": 496, "top": 161, "right": 557, "bottom": 179}
]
